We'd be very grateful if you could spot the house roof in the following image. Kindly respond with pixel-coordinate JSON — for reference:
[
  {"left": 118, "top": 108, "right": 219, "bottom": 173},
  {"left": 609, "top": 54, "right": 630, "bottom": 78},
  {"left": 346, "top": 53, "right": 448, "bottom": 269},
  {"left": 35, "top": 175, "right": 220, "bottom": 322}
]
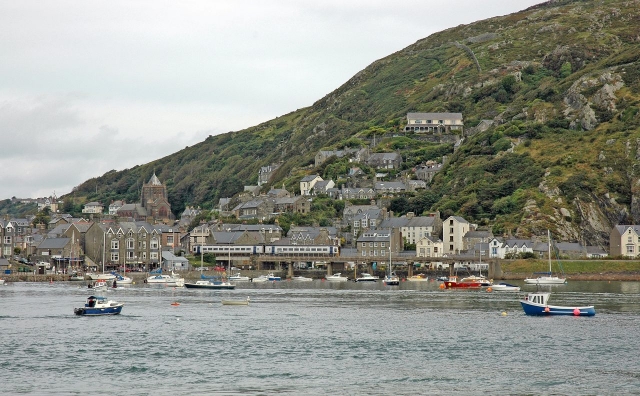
[
  {"left": 407, "top": 112, "right": 463, "bottom": 120},
  {"left": 38, "top": 237, "right": 70, "bottom": 249}
]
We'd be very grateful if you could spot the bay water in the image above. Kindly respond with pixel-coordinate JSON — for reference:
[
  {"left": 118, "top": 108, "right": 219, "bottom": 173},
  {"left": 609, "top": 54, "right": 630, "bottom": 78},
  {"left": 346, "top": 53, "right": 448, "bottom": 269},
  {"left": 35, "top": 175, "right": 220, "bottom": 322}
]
[{"left": 1, "top": 280, "right": 639, "bottom": 395}]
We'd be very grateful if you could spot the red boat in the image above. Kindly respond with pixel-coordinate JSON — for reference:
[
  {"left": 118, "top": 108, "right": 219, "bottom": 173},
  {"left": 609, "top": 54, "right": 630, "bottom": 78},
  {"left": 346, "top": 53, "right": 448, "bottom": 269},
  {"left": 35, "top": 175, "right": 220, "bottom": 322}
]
[{"left": 442, "top": 276, "right": 482, "bottom": 289}]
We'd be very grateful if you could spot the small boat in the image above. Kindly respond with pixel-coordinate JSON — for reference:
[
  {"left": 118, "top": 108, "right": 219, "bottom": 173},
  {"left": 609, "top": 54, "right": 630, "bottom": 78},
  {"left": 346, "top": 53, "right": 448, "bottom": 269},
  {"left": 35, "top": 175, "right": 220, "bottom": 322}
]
[
  {"left": 355, "top": 273, "right": 379, "bottom": 282},
  {"left": 184, "top": 280, "right": 236, "bottom": 290},
  {"left": 383, "top": 271, "right": 400, "bottom": 286},
  {"left": 228, "top": 273, "right": 251, "bottom": 282},
  {"left": 69, "top": 272, "right": 85, "bottom": 281},
  {"left": 146, "top": 271, "right": 185, "bottom": 287},
  {"left": 267, "top": 273, "right": 281, "bottom": 281},
  {"left": 292, "top": 275, "right": 313, "bottom": 282},
  {"left": 407, "top": 274, "right": 429, "bottom": 282},
  {"left": 0, "top": 278, "right": 5, "bottom": 285},
  {"left": 325, "top": 273, "right": 349, "bottom": 282},
  {"left": 442, "top": 276, "right": 482, "bottom": 289},
  {"left": 86, "top": 272, "right": 116, "bottom": 281},
  {"left": 520, "top": 292, "right": 595, "bottom": 316},
  {"left": 251, "top": 275, "right": 269, "bottom": 283},
  {"left": 88, "top": 279, "right": 108, "bottom": 291},
  {"left": 111, "top": 273, "right": 132, "bottom": 285},
  {"left": 222, "top": 296, "right": 250, "bottom": 306},
  {"left": 460, "top": 275, "right": 492, "bottom": 287},
  {"left": 490, "top": 282, "right": 521, "bottom": 292},
  {"left": 74, "top": 295, "right": 124, "bottom": 316},
  {"left": 524, "top": 230, "right": 567, "bottom": 285}
]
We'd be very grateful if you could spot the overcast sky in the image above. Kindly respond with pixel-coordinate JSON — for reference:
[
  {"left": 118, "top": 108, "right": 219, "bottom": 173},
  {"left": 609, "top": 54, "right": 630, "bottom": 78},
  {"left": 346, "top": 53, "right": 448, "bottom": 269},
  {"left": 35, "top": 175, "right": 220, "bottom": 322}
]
[{"left": 0, "top": 0, "right": 542, "bottom": 200}]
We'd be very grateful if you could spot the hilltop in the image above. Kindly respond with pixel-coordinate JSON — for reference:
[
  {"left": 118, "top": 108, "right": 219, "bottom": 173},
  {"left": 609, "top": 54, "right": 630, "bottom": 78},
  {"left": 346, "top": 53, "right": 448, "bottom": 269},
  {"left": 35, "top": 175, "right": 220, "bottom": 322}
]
[{"left": 39, "top": 0, "right": 640, "bottom": 248}]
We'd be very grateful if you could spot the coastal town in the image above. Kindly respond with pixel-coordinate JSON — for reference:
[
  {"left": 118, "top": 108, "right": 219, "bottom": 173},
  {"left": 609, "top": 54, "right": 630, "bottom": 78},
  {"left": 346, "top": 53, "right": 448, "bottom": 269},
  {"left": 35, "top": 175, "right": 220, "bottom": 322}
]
[{"left": 1, "top": 114, "right": 635, "bottom": 280}]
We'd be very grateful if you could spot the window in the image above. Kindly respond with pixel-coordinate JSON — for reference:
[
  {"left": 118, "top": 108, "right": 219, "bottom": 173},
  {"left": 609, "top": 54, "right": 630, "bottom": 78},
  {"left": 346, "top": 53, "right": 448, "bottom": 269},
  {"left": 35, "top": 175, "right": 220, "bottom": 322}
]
[
  {"left": 449, "top": 236, "right": 454, "bottom": 242},
  {"left": 3, "top": 236, "right": 11, "bottom": 244},
  {"left": 627, "top": 246, "right": 634, "bottom": 254},
  {"left": 434, "top": 247, "right": 438, "bottom": 253},
  {"left": 381, "top": 242, "right": 385, "bottom": 248},
  {"left": 111, "top": 253, "right": 119, "bottom": 262},
  {"left": 167, "top": 236, "right": 174, "bottom": 244},
  {"left": 127, "top": 238, "right": 135, "bottom": 249},
  {"left": 151, "top": 238, "right": 159, "bottom": 249},
  {"left": 111, "top": 239, "right": 119, "bottom": 250}
]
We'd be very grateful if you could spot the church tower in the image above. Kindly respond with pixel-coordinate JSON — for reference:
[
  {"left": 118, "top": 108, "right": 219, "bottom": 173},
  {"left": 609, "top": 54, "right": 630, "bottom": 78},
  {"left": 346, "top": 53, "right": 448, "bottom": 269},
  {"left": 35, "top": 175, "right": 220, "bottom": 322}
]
[{"left": 140, "top": 172, "right": 174, "bottom": 222}]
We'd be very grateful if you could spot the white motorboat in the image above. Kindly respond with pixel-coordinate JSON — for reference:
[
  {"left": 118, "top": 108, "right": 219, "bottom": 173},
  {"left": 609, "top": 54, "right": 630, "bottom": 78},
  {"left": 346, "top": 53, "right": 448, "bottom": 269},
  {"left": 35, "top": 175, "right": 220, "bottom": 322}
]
[
  {"left": 490, "top": 282, "right": 521, "bottom": 292},
  {"left": 87, "top": 272, "right": 116, "bottom": 281},
  {"left": 112, "top": 273, "right": 133, "bottom": 285},
  {"left": 74, "top": 295, "right": 124, "bottom": 316},
  {"left": 407, "top": 274, "right": 429, "bottom": 282},
  {"left": 146, "top": 271, "right": 185, "bottom": 287},
  {"left": 252, "top": 275, "right": 269, "bottom": 283},
  {"left": 383, "top": 271, "right": 400, "bottom": 286},
  {"left": 325, "top": 273, "right": 349, "bottom": 282},
  {"left": 228, "top": 273, "right": 250, "bottom": 282},
  {"left": 355, "top": 273, "right": 379, "bottom": 282},
  {"left": 460, "top": 275, "right": 492, "bottom": 287},
  {"left": 292, "top": 275, "right": 313, "bottom": 282}
]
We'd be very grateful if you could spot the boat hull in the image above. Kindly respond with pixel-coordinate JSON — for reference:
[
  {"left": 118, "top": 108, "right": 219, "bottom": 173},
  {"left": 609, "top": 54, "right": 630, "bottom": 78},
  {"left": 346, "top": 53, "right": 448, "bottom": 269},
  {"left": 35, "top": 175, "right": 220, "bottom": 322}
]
[
  {"left": 443, "top": 281, "right": 481, "bottom": 289},
  {"left": 184, "top": 283, "right": 236, "bottom": 290},
  {"left": 222, "top": 300, "right": 249, "bottom": 306},
  {"left": 74, "top": 305, "right": 123, "bottom": 316},
  {"left": 524, "top": 277, "right": 567, "bottom": 285},
  {"left": 520, "top": 301, "right": 595, "bottom": 316}
]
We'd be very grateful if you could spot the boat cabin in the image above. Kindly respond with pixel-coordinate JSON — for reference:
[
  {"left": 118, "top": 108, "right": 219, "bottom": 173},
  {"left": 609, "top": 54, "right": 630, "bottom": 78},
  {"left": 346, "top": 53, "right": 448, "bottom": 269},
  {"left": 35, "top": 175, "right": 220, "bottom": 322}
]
[{"left": 525, "top": 292, "right": 550, "bottom": 305}]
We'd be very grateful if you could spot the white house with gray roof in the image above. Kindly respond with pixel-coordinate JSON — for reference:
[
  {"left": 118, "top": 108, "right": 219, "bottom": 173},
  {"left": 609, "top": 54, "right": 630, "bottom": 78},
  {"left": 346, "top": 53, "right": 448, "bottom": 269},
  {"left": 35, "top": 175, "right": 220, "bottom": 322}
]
[{"left": 403, "top": 112, "right": 463, "bottom": 134}]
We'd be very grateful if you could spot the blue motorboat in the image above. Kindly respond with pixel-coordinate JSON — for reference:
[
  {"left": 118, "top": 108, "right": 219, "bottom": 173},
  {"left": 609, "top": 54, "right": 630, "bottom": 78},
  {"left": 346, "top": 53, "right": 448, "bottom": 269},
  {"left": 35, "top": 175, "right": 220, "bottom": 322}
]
[
  {"left": 520, "top": 292, "right": 595, "bottom": 316},
  {"left": 74, "top": 296, "right": 124, "bottom": 316}
]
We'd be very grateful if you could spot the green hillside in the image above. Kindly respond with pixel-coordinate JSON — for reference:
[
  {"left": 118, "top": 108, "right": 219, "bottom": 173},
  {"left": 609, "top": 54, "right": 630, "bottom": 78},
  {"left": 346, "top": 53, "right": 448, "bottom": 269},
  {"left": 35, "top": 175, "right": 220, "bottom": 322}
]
[{"left": 66, "top": 0, "right": 639, "bottom": 247}]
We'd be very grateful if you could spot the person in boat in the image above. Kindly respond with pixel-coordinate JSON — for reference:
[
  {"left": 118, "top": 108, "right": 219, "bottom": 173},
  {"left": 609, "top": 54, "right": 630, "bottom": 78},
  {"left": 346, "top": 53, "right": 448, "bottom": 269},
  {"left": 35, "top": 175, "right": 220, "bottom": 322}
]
[{"left": 112, "top": 279, "right": 117, "bottom": 288}]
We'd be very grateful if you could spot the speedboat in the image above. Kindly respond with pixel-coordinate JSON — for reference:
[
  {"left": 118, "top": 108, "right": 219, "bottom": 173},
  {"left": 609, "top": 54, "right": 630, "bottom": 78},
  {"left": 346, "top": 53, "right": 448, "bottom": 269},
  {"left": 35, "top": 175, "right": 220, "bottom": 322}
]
[
  {"left": 407, "top": 274, "right": 429, "bottom": 282},
  {"left": 252, "top": 275, "right": 269, "bottom": 283},
  {"left": 524, "top": 275, "right": 567, "bottom": 285},
  {"left": 383, "top": 271, "right": 400, "bottom": 286},
  {"left": 325, "top": 273, "right": 349, "bottom": 282},
  {"left": 292, "top": 276, "right": 313, "bottom": 282},
  {"left": 74, "top": 295, "right": 124, "bottom": 316},
  {"left": 146, "top": 271, "right": 184, "bottom": 287},
  {"left": 184, "top": 280, "right": 236, "bottom": 289},
  {"left": 520, "top": 292, "right": 595, "bottom": 316},
  {"left": 490, "top": 282, "right": 521, "bottom": 292},
  {"left": 69, "top": 272, "right": 85, "bottom": 281},
  {"left": 355, "top": 273, "right": 379, "bottom": 282},
  {"left": 229, "top": 273, "right": 251, "bottom": 282}
]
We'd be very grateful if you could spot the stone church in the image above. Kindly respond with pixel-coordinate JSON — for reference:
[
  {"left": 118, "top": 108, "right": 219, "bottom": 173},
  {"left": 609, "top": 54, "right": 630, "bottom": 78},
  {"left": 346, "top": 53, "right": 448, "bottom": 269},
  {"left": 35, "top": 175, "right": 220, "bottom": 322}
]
[{"left": 140, "top": 173, "right": 174, "bottom": 223}]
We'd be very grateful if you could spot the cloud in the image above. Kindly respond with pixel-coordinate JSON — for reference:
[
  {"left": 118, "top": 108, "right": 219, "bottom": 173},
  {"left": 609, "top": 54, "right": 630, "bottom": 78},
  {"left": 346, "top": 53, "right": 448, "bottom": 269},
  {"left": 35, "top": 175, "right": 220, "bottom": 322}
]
[{"left": 0, "top": 0, "right": 542, "bottom": 199}]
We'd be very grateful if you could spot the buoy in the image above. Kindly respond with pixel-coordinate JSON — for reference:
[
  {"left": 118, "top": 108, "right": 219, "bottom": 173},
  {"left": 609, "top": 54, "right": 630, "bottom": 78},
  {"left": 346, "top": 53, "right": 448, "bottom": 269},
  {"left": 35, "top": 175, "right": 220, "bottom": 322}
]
[
  {"left": 573, "top": 308, "right": 580, "bottom": 316},
  {"left": 439, "top": 283, "right": 445, "bottom": 289},
  {"left": 544, "top": 306, "right": 550, "bottom": 313},
  {"left": 171, "top": 302, "right": 180, "bottom": 306},
  {"left": 487, "top": 287, "right": 493, "bottom": 292},
  {"left": 501, "top": 311, "right": 507, "bottom": 316}
]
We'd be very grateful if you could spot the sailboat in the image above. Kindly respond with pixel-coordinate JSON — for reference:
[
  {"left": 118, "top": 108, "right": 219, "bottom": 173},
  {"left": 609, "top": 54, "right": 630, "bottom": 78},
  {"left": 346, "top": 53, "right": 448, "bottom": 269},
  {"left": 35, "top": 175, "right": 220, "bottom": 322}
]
[
  {"left": 524, "top": 230, "right": 567, "bottom": 285},
  {"left": 383, "top": 232, "right": 400, "bottom": 286}
]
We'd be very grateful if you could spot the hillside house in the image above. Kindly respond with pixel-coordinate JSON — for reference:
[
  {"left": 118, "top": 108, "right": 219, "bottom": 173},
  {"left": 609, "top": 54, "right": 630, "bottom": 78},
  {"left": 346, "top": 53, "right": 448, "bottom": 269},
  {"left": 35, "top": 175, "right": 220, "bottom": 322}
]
[
  {"left": 379, "top": 212, "right": 441, "bottom": 245},
  {"left": 300, "top": 175, "right": 323, "bottom": 196},
  {"left": 442, "top": 216, "right": 472, "bottom": 256},
  {"left": 374, "top": 181, "right": 406, "bottom": 195},
  {"left": 367, "top": 153, "right": 402, "bottom": 170},
  {"left": 258, "top": 163, "right": 280, "bottom": 186},
  {"left": 82, "top": 202, "right": 104, "bottom": 215},
  {"left": 414, "top": 161, "right": 443, "bottom": 182},
  {"left": 403, "top": 112, "right": 464, "bottom": 134},
  {"left": 109, "top": 200, "right": 124, "bottom": 215}
]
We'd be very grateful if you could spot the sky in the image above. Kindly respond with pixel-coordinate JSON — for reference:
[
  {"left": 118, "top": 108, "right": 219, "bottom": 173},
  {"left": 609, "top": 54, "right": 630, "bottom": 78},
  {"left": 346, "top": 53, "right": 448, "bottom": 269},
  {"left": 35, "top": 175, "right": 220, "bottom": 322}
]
[{"left": 0, "top": 0, "right": 542, "bottom": 200}]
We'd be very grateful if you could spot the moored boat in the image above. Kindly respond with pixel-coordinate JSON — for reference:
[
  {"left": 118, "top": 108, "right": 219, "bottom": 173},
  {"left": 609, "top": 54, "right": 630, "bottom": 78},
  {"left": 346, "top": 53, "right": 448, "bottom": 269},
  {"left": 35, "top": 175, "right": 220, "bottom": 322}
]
[
  {"left": 460, "top": 275, "right": 492, "bottom": 287},
  {"left": 355, "top": 273, "right": 379, "bottom": 282},
  {"left": 383, "top": 271, "right": 400, "bottom": 286},
  {"left": 74, "top": 295, "right": 124, "bottom": 316},
  {"left": 490, "top": 282, "right": 521, "bottom": 292},
  {"left": 146, "top": 270, "right": 185, "bottom": 287},
  {"left": 325, "top": 273, "right": 349, "bottom": 282},
  {"left": 442, "top": 276, "right": 482, "bottom": 289},
  {"left": 520, "top": 292, "right": 595, "bottom": 316},
  {"left": 228, "top": 273, "right": 250, "bottom": 282},
  {"left": 292, "top": 275, "right": 313, "bottom": 282},
  {"left": 487, "top": 282, "right": 520, "bottom": 291},
  {"left": 407, "top": 274, "right": 429, "bottom": 282},
  {"left": 222, "top": 296, "right": 250, "bottom": 306},
  {"left": 184, "top": 280, "right": 236, "bottom": 290}
]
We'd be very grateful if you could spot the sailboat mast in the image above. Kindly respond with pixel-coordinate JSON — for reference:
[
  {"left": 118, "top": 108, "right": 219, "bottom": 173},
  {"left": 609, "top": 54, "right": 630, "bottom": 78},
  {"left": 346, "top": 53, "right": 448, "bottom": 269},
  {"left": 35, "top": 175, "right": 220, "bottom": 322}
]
[{"left": 548, "top": 229, "right": 552, "bottom": 273}]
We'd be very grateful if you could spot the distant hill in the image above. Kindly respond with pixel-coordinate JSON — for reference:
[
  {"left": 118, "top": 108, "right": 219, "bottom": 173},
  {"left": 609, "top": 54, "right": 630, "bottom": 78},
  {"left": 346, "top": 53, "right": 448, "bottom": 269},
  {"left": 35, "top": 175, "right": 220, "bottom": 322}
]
[{"left": 63, "top": 0, "right": 639, "bottom": 248}]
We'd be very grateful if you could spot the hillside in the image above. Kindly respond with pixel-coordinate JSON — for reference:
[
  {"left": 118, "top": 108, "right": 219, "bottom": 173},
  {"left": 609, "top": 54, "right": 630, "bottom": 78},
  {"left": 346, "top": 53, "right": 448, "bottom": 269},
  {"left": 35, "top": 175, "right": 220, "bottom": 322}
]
[{"left": 65, "top": 0, "right": 639, "bottom": 248}]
